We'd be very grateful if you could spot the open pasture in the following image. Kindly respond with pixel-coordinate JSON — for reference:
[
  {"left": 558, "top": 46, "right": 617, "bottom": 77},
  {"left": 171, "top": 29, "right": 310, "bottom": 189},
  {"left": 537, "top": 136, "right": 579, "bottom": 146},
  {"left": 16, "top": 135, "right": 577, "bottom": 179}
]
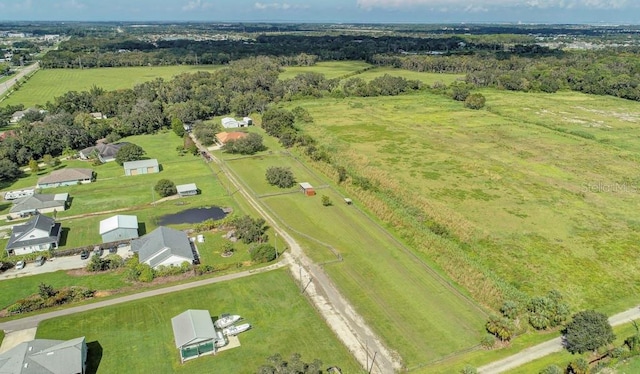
[
  {"left": 1, "top": 65, "right": 222, "bottom": 107},
  {"left": 279, "top": 61, "right": 372, "bottom": 80},
  {"left": 353, "top": 66, "right": 465, "bottom": 86},
  {"left": 35, "top": 269, "right": 363, "bottom": 374},
  {"left": 224, "top": 151, "right": 486, "bottom": 368},
  {"left": 285, "top": 89, "right": 640, "bottom": 312}
]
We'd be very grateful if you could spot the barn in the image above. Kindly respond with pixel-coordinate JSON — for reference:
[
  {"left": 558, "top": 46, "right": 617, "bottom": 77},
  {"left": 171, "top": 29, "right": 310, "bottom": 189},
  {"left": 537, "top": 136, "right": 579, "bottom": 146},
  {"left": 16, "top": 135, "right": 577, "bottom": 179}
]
[
  {"left": 99, "top": 215, "right": 139, "bottom": 243},
  {"left": 299, "top": 182, "right": 316, "bottom": 196},
  {"left": 123, "top": 159, "right": 159, "bottom": 176}
]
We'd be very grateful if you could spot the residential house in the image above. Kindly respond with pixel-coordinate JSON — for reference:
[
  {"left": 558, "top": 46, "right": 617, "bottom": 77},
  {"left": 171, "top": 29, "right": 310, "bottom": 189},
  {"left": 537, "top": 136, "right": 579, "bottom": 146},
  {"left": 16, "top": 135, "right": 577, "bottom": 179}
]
[
  {"left": 171, "top": 310, "right": 225, "bottom": 363},
  {"left": 5, "top": 214, "right": 62, "bottom": 256},
  {"left": 215, "top": 131, "right": 248, "bottom": 146},
  {"left": 0, "top": 336, "right": 87, "bottom": 374},
  {"left": 99, "top": 215, "right": 139, "bottom": 243},
  {"left": 176, "top": 183, "right": 198, "bottom": 197},
  {"left": 79, "top": 142, "right": 128, "bottom": 163},
  {"left": 130, "top": 226, "right": 194, "bottom": 269},
  {"left": 37, "top": 168, "right": 94, "bottom": 189},
  {"left": 123, "top": 159, "right": 159, "bottom": 176},
  {"left": 9, "top": 193, "right": 69, "bottom": 219},
  {"left": 9, "top": 110, "right": 25, "bottom": 123},
  {"left": 90, "top": 112, "right": 106, "bottom": 120}
]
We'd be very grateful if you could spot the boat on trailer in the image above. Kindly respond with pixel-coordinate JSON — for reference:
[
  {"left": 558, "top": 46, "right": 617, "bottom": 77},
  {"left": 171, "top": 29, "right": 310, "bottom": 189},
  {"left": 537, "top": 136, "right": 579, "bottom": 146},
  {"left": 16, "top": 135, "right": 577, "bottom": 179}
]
[
  {"left": 214, "top": 314, "right": 241, "bottom": 329},
  {"left": 223, "top": 323, "right": 252, "bottom": 336}
]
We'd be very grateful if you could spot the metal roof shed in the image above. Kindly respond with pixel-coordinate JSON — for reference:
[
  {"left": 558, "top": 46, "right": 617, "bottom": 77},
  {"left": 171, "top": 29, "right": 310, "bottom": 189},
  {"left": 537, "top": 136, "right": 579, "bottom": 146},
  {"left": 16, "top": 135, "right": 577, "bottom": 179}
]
[{"left": 171, "top": 310, "right": 218, "bottom": 363}]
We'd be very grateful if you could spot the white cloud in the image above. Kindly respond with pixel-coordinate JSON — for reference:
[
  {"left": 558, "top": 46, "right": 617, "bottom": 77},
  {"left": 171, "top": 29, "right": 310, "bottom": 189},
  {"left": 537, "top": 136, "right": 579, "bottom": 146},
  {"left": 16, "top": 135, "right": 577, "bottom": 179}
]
[
  {"left": 182, "top": 0, "right": 213, "bottom": 11},
  {"left": 356, "top": 0, "right": 631, "bottom": 11},
  {"left": 254, "top": 2, "right": 309, "bottom": 10}
]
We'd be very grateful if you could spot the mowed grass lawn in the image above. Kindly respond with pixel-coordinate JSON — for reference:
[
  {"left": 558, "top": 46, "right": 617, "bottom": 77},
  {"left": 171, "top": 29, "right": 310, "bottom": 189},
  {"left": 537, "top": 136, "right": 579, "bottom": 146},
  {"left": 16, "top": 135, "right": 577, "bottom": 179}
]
[
  {"left": 35, "top": 269, "right": 363, "bottom": 374},
  {"left": 285, "top": 90, "right": 640, "bottom": 312},
  {"left": 223, "top": 151, "right": 486, "bottom": 367},
  {"left": 1, "top": 65, "right": 222, "bottom": 107},
  {"left": 0, "top": 270, "right": 126, "bottom": 310}
]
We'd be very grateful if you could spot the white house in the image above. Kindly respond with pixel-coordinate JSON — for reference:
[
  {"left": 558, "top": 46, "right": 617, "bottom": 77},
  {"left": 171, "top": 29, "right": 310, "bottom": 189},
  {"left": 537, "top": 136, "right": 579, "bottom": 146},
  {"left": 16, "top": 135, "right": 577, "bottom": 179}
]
[
  {"left": 37, "top": 168, "right": 94, "bottom": 189},
  {"left": 130, "top": 226, "right": 194, "bottom": 269},
  {"left": 5, "top": 214, "right": 62, "bottom": 256},
  {"left": 99, "top": 215, "right": 139, "bottom": 243},
  {"left": 9, "top": 193, "right": 69, "bottom": 219}
]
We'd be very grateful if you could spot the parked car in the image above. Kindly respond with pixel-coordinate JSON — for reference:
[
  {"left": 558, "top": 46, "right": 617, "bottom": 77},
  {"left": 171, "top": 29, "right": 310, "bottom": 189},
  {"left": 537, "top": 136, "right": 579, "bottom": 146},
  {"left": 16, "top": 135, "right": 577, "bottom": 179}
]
[
  {"left": 34, "top": 256, "right": 45, "bottom": 266},
  {"left": 93, "top": 246, "right": 102, "bottom": 256},
  {"left": 80, "top": 251, "right": 90, "bottom": 260},
  {"left": 108, "top": 246, "right": 117, "bottom": 254},
  {"left": 15, "top": 260, "right": 25, "bottom": 270}
]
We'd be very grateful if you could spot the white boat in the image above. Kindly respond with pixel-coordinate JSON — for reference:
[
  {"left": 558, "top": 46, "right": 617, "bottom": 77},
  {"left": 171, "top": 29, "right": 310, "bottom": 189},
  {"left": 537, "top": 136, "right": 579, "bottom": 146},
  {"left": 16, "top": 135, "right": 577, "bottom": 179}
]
[
  {"left": 214, "top": 314, "right": 241, "bottom": 329},
  {"left": 223, "top": 323, "right": 251, "bottom": 336},
  {"left": 214, "top": 330, "right": 228, "bottom": 348}
]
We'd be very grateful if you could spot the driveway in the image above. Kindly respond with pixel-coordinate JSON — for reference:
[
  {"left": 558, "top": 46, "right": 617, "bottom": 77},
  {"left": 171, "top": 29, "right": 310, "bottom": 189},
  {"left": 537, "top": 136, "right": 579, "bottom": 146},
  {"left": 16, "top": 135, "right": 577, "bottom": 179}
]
[{"left": 1, "top": 246, "right": 132, "bottom": 281}]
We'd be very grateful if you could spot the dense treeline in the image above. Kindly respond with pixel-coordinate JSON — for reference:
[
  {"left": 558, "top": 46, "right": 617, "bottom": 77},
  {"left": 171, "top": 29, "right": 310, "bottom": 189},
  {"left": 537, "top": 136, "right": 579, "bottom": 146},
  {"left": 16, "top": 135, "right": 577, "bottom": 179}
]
[
  {"left": 40, "top": 34, "right": 494, "bottom": 68},
  {"left": 373, "top": 51, "right": 640, "bottom": 101}
]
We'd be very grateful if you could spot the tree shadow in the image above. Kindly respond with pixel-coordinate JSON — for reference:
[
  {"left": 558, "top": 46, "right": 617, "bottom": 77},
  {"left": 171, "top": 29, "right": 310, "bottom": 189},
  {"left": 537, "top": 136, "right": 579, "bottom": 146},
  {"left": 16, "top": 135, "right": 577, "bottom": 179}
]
[
  {"left": 0, "top": 202, "right": 11, "bottom": 212},
  {"left": 85, "top": 341, "right": 103, "bottom": 374},
  {"left": 138, "top": 222, "right": 146, "bottom": 236}
]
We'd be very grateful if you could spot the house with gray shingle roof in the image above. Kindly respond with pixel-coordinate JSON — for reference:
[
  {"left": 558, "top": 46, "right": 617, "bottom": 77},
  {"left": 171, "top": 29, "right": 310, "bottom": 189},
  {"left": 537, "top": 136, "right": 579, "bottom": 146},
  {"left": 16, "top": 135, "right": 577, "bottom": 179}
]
[
  {"left": 6, "top": 214, "right": 62, "bottom": 256},
  {"left": 79, "top": 142, "right": 128, "bottom": 163},
  {"left": 37, "top": 168, "right": 94, "bottom": 189},
  {"left": 9, "top": 193, "right": 69, "bottom": 219},
  {"left": 130, "top": 226, "right": 194, "bottom": 269},
  {"left": 171, "top": 310, "right": 225, "bottom": 363},
  {"left": 0, "top": 336, "right": 87, "bottom": 374}
]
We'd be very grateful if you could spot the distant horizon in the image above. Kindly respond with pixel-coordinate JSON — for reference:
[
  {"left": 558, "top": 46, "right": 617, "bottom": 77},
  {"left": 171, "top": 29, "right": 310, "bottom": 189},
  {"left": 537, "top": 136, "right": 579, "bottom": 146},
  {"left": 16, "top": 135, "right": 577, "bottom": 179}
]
[
  {"left": 0, "top": 0, "right": 638, "bottom": 26},
  {"left": 0, "top": 20, "right": 639, "bottom": 27}
]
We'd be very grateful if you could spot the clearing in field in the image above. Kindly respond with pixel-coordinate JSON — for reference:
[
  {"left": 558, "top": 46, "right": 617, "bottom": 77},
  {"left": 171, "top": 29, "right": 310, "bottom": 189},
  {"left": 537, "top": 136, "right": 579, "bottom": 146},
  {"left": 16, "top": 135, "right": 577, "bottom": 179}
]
[
  {"left": 279, "top": 61, "right": 372, "bottom": 80},
  {"left": 35, "top": 269, "right": 363, "bottom": 374},
  {"left": 285, "top": 89, "right": 640, "bottom": 313},
  {"left": 224, "top": 151, "right": 486, "bottom": 368}
]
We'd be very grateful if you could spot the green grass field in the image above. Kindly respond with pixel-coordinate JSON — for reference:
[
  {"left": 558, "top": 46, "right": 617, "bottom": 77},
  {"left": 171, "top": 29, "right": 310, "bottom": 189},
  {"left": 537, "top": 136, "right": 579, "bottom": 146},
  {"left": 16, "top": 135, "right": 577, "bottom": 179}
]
[
  {"left": 354, "top": 66, "right": 464, "bottom": 85},
  {"left": 283, "top": 88, "right": 640, "bottom": 314},
  {"left": 0, "top": 270, "right": 127, "bottom": 310},
  {"left": 35, "top": 269, "right": 363, "bottom": 374},
  {"left": 1, "top": 65, "right": 222, "bottom": 107},
  {"left": 279, "top": 61, "right": 372, "bottom": 80},
  {"left": 222, "top": 146, "right": 486, "bottom": 368}
]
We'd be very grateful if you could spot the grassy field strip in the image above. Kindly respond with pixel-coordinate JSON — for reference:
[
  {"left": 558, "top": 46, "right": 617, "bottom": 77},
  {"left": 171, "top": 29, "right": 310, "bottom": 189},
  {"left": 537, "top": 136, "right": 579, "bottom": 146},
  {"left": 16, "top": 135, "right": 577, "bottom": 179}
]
[
  {"left": 278, "top": 61, "right": 372, "bottom": 80},
  {"left": 223, "top": 151, "right": 486, "bottom": 368},
  {"left": 1, "top": 65, "right": 222, "bottom": 107},
  {"left": 35, "top": 269, "right": 363, "bottom": 373}
]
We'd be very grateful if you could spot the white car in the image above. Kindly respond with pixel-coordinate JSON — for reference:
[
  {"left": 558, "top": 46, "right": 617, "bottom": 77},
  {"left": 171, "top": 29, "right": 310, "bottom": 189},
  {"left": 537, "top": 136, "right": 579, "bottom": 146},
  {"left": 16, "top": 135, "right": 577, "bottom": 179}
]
[{"left": 15, "top": 260, "right": 25, "bottom": 270}]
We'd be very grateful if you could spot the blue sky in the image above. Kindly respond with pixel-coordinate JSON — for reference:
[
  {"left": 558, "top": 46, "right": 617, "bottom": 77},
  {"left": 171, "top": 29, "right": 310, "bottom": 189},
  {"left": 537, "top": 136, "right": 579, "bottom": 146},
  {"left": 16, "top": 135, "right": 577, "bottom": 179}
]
[{"left": 0, "top": 0, "right": 638, "bottom": 24}]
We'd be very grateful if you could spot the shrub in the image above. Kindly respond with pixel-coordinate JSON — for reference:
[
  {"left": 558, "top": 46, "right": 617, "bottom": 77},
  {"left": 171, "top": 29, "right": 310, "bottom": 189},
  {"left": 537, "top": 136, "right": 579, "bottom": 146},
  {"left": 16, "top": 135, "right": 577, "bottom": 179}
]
[
  {"left": 250, "top": 243, "right": 277, "bottom": 263},
  {"left": 480, "top": 334, "right": 495, "bottom": 349},
  {"left": 321, "top": 195, "right": 332, "bottom": 206},
  {"left": 464, "top": 93, "right": 486, "bottom": 110},
  {"left": 155, "top": 179, "right": 177, "bottom": 197},
  {"left": 539, "top": 364, "right": 563, "bottom": 374},
  {"left": 138, "top": 264, "right": 155, "bottom": 282}
]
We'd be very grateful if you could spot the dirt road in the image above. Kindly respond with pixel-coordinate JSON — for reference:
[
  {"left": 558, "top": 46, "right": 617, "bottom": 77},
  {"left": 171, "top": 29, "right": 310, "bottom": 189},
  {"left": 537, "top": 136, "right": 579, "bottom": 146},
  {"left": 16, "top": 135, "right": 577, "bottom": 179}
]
[
  {"left": 195, "top": 136, "right": 402, "bottom": 373},
  {"left": 478, "top": 306, "right": 640, "bottom": 373},
  {"left": 0, "top": 62, "right": 40, "bottom": 98}
]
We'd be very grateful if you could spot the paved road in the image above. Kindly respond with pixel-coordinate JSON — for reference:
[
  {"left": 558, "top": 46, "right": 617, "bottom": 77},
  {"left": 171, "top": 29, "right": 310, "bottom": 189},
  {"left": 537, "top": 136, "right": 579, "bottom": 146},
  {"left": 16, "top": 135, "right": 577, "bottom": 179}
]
[
  {"left": 0, "top": 260, "right": 288, "bottom": 332},
  {"left": 194, "top": 135, "right": 401, "bottom": 373},
  {"left": 478, "top": 306, "right": 640, "bottom": 373},
  {"left": 0, "top": 62, "right": 40, "bottom": 98}
]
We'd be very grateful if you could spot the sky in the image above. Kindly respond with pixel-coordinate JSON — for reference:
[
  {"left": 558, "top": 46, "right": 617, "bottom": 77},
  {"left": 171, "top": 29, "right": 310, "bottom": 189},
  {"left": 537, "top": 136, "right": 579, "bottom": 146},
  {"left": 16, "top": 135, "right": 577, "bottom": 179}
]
[{"left": 0, "top": 0, "right": 638, "bottom": 24}]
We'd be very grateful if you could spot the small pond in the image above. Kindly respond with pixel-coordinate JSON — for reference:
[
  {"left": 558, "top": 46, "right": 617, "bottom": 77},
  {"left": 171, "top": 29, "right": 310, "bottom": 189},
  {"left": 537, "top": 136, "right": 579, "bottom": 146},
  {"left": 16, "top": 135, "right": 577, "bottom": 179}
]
[{"left": 158, "top": 206, "right": 228, "bottom": 225}]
